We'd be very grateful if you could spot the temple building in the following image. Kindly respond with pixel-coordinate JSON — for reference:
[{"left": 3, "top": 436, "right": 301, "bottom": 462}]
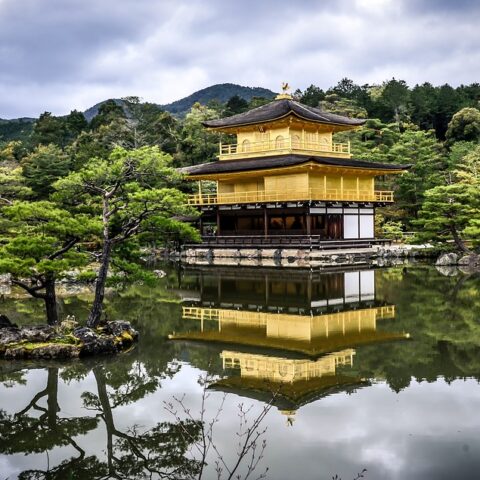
[
  {"left": 182, "top": 88, "right": 410, "bottom": 247},
  {"left": 170, "top": 267, "right": 409, "bottom": 418}
]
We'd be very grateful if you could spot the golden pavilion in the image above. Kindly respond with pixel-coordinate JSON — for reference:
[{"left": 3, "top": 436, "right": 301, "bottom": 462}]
[{"left": 183, "top": 88, "right": 410, "bottom": 247}]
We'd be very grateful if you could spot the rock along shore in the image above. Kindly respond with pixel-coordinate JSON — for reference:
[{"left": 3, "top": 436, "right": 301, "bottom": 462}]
[
  {"left": 0, "top": 319, "right": 138, "bottom": 360},
  {"left": 180, "top": 244, "right": 434, "bottom": 268}
]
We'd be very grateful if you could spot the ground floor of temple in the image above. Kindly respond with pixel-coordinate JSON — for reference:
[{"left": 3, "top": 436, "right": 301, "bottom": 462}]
[{"left": 196, "top": 203, "right": 377, "bottom": 244}]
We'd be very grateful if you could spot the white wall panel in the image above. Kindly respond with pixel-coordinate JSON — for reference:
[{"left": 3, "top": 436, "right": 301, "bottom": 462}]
[
  {"left": 344, "top": 215, "right": 359, "bottom": 239},
  {"left": 359, "top": 215, "right": 374, "bottom": 238}
]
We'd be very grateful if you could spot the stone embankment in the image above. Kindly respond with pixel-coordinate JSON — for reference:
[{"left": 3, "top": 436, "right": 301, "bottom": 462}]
[
  {"left": 0, "top": 318, "right": 138, "bottom": 360},
  {"left": 182, "top": 244, "right": 433, "bottom": 268},
  {"left": 435, "top": 252, "right": 480, "bottom": 276}
]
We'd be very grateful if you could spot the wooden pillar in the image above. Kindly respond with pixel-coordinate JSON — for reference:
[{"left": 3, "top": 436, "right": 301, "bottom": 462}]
[
  {"left": 264, "top": 208, "right": 268, "bottom": 239},
  {"left": 265, "top": 274, "right": 269, "bottom": 305},
  {"left": 216, "top": 210, "right": 220, "bottom": 237},
  {"left": 307, "top": 276, "right": 312, "bottom": 304},
  {"left": 306, "top": 210, "right": 311, "bottom": 236},
  {"left": 199, "top": 215, "right": 203, "bottom": 237}
]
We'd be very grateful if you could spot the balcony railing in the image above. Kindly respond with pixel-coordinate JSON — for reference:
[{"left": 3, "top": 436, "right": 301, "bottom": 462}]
[
  {"left": 182, "top": 306, "right": 396, "bottom": 323},
  {"left": 187, "top": 188, "right": 394, "bottom": 206},
  {"left": 219, "top": 137, "right": 351, "bottom": 160}
]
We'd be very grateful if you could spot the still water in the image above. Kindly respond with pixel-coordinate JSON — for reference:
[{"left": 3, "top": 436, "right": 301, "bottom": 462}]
[{"left": 1, "top": 265, "right": 480, "bottom": 479}]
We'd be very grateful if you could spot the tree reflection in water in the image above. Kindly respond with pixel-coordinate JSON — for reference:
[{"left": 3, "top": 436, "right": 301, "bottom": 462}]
[
  {"left": 0, "top": 363, "right": 203, "bottom": 479},
  {"left": 0, "top": 362, "right": 272, "bottom": 480},
  {"left": 0, "top": 367, "right": 102, "bottom": 479}
]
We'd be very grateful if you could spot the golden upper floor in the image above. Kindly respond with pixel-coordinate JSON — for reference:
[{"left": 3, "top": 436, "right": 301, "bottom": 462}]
[
  {"left": 218, "top": 132, "right": 351, "bottom": 160},
  {"left": 221, "top": 349, "right": 355, "bottom": 384},
  {"left": 204, "top": 96, "right": 365, "bottom": 161}
]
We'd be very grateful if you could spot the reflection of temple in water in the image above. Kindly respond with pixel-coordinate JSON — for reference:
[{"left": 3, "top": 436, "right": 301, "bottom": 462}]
[{"left": 171, "top": 268, "right": 408, "bottom": 417}]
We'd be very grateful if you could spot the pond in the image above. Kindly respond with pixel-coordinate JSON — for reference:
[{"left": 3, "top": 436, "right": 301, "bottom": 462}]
[{"left": 1, "top": 265, "right": 480, "bottom": 479}]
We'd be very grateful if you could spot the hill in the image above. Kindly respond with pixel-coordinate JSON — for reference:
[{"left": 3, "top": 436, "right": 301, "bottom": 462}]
[
  {"left": 159, "top": 83, "right": 276, "bottom": 116},
  {"left": 0, "top": 83, "right": 277, "bottom": 139},
  {"left": 82, "top": 84, "right": 276, "bottom": 121}
]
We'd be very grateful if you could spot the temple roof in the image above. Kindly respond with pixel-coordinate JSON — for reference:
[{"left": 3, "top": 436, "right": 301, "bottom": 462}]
[
  {"left": 181, "top": 154, "right": 411, "bottom": 177},
  {"left": 203, "top": 98, "right": 366, "bottom": 129},
  {"left": 208, "top": 375, "right": 369, "bottom": 412}
]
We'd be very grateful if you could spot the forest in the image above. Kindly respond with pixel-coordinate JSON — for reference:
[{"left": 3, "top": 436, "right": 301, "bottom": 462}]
[{"left": 1, "top": 78, "right": 480, "bottom": 325}]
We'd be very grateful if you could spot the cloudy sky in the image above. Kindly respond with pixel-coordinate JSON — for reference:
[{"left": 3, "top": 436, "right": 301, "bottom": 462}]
[{"left": 1, "top": 0, "right": 479, "bottom": 118}]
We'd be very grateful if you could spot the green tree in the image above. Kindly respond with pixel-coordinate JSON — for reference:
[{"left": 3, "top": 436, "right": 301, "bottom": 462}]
[
  {"left": 0, "top": 166, "right": 31, "bottom": 206},
  {"left": 410, "top": 82, "right": 437, "bottom": 131},
  {"left": 330, "top": 78, "right": 362, "bottom": 99},
  {"left": 378, "top": 78, "right": 411, "bottom": 128},
  {"left": 180, "top": 103, "right": 220, "bottom": 166},
  {"left": 67, "top": 130, "right": 112, "bottom": 170},
  {"left": 89, "top": 100, "right": 126, "bottom": 131},
  {"left": 31, "top": 112, "right": 68, "bottom": 147},
  {"left": 0, "top": 201, "right": 99, "bottom": 324},
  {"left": 381, "top": 220, "right": 404, "bottom": 241},
  {"left": 433, "top": 84, "right": 465, "bottom": 139},
  {"left": 21, "top": 144, "right": 71, "bottom": 199},
  {"left": 223, "top": 95, "right": 249, "bottom": 117},
  {"left": 0, "top": 140, "right": 25, "bottom": 164},
  {"left": 319, "top": 93, "right": 368, "bottom": 118},
  {"left": 122, "top": 96, "right": 181, "bottom": 153},
  {"left": 55, "top": 146, "right": 198, "bottom": 327},
  {"left": 248, "top": 96, "right": 271, "bottom": 109},
  {"left": 296, "top": 84, "right": 325, "bottom": 107},
  {"left": 387, "top": 129, "right": 447, "bottom": 222},
  {"left": 445, "top": 107, "right": 480, "bottom": 143},
  {"left": 65, "top": 109, "right": 88, "bottom": 139},
  {"left": 414, "top": 147, "right": 480, "bottom": 252}
]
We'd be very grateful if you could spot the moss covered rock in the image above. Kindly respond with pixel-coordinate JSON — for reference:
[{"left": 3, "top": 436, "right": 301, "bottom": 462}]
[{"left": 0, "top": 321, "right": 138, "bottom": 360}]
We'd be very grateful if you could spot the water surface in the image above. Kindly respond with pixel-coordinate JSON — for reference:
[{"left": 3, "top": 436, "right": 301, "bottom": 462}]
[{"left": 1, "top": 265, "right": 480, "bottom": 479}]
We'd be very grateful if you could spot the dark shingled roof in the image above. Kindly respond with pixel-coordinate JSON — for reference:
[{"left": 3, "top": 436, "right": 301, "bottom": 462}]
[
  {"left": 181, "top": 154, "right": 411, "bottom": 176},
  {"left": 203, "top": 98, "right": 366, "bottom": 129},
  {"left": 209, "top": 375, "right": 369, "bottom": 412}
]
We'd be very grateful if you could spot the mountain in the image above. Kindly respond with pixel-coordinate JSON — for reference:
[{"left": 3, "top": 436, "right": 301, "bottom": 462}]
[
  {"left": 159, "top": 83, "right": 276, "bottom": 116},
  {"left": 0, "top": 84, "right": 277, "bottom": 138},
  {"left": 82, "top": 84, "right": 276, "bottom": 121}
]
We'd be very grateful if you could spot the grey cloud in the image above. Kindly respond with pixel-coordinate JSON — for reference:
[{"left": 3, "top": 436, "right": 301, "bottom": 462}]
[
  {"left": 404, "top": 0, "right": 480, "bottom": 14},
  {"left": 0, "top": 0, "right": 479, "bottom": 118}
]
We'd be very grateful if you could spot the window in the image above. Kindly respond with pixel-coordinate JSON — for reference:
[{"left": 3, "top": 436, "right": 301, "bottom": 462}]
[
  {"left": 275, "top": 135, "right": 285, "bottom": 149},
  {"left": 242, "top": 139, "right": 251, "bottom": 152}
]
